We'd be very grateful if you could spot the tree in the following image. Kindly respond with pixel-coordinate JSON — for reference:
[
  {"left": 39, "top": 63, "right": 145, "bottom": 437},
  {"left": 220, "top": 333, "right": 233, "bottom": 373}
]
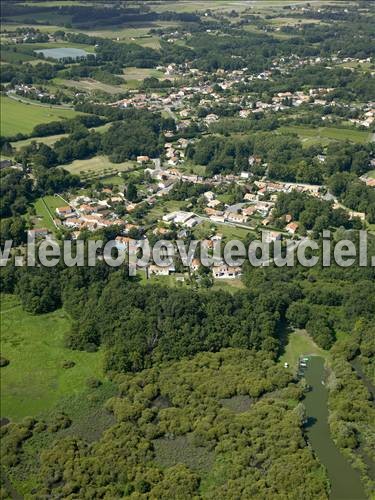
[{"left": 126, "top": 182, "right": 138, "bottom": 202}]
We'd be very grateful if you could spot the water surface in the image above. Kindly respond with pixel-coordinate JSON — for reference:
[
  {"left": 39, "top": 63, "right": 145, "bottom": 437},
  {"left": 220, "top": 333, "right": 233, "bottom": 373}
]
[
  {"left": 35, "top": 48, "right": 91, "bottom": 60},
  {"left": 303, "top": 356, "right": 366, "bottom": 500}
]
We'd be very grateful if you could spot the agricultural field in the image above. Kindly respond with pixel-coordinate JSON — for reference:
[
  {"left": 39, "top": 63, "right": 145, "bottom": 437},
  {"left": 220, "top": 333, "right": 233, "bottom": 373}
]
[
  {"left": 62, "top": 155, "right": 135, "bottom": 179},
  {"left": 55, "top": 77, "right": 126, "bottom": 95},
  {"left": 123, "top": 67, "right": 166, "bottom": 80},
  {"left": 278, "top": 125, "right": 372, "bottom": 146},
  {"left": 0, "top": 294, "right": 104, "bottom": 421},
  {"left": 0, "top": 95, "right": 79, "bottom": 136}
]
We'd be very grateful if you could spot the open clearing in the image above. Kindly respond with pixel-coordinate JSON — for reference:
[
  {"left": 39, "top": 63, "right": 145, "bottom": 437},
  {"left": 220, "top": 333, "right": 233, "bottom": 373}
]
[
  {"left": 0, "top": 294, "right": 104, "bottom": 421},
  {"left": 279, "top": 329, "right": 328, "bottom": 373},
  {"left": 279, "top": 125, "right": 372, "bottom": 146},
  {"left": 0, "top": 95, "right": 79, "bottom": 136}
]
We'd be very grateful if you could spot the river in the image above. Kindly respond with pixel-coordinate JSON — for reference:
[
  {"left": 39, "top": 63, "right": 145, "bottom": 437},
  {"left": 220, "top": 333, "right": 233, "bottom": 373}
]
[{"left": 303, "top": 356, "right": 367, "bottom": 500}]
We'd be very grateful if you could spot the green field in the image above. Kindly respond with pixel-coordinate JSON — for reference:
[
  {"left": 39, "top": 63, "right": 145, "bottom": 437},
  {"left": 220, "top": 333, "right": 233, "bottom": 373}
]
[
  {"left": 0, "top": 95, "right": 79, "bottom": 136},
  {"left": 368, "top": 170, "right": 375, "bottom": 179},
  {"left": 279, "top": 125, "right": 372, "bottom": 146},
  {"left": 123, "top": 67, "right": 165, "bottom": 80},
  {"left": 0, "top": 294, "right": 104, "bottom": 421},
  {"left": 32, "top": 195, "right": 67, "bottom": 231},
  {"left": 63, "top": 155, "right": 135, "bottom": 179},
  {"left": 279, "top": 329, "right": 328, "bottom": 373}
]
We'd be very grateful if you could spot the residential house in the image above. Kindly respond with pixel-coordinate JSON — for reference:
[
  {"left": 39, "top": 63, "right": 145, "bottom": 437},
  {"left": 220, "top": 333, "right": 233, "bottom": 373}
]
[
  {"left": 285, "top": 222, "right": 299, "bottom": 235},
  {"left": 212, "top": 264, "right": 242, "bottom": 279},
  {"left": 225, "top": 212, "right": 248, "bottom": 224},
  {"left": 149, "top": 263, "right": 175, "bottom": 276},
  {"left": 137, "top": 155, "right": 150, "bottom": 163},
  {"left": 56, "top": 206, "right": 73, "bottom": 218},
  {"left": 262, "top": 230, "right": 282, "bottom": 243}
]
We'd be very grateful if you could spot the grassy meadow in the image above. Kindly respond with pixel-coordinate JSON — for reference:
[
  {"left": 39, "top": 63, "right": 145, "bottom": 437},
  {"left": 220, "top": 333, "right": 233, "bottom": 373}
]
[
  {"left": 0, "top": 294, "right": 104, "bottom": 421},
  {"left": 0, "top": 95, "right": 79, "bottom": 136},
  {"left": 279, "top": 125, "right": 372, "bottom": 146},
  {"left": 32, "top": 195, "right": 67, "bottom": 231}
]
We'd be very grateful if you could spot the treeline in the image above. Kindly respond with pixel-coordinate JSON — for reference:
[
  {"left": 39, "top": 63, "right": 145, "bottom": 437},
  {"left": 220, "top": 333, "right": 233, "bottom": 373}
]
[
  {"left": 1, "top": 264, "right": 297, "bottom": 370},
  {"left": 186, "top": 132, "right": 317, "bottom": 181},
  {"left": 0, "top": 165, "right": 79, "bottom": 218},
  {"left": 3, "top": 233, "right": 374, "bottom": 369},
  {"left": 0, "top": 61, "right": 59, "bottom": 84},
  {"left": 62, "top": 63, "right": 125, "bottom": 86},
  {"left": 15, "top": 108, "right": 173, "bottom": 166},
  {"left": 1, "top": 2, "right": 200, "bottom": 29}
]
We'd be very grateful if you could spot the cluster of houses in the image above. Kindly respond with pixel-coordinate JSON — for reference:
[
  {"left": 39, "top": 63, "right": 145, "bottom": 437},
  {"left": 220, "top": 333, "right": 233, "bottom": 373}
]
[
  {"left": 11, "top": 85, "right": 57, "bottom": 102},
  {"left": 54, "top": 194, "right": 127, "bottom": 235}
]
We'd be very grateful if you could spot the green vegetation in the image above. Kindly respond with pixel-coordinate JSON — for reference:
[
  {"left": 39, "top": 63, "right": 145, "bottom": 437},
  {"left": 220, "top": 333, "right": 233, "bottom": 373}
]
[
  {"left": 0, "top": 96, "right": 78, "bottom": 136},
  {"left": 0, "top": 294, "right": 104, "bottom": 421},
  {"left": 0, "top": 349, "right": 330, "bottom": 498},
  {"left": 56, "top": 78, "right": 126, "bottom": 95},
  {"left": 63, "top": 155, "right": 135, "bottom": 179},
  {"left": 280, "top": 329, "right": 328, "bottom": 373},
  {"left": 32, "top": 195, "right": 65, "bottom": 231},
  {"left": 1, "top": 0, "right": 374, "bottom": 497},
  {"left": 278, "top": 125, "right": 372, "bottom": 146}
]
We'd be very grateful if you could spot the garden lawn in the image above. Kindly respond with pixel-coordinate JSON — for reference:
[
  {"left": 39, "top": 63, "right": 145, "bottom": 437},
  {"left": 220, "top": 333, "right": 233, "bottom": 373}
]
[
  {"left": 0, "top": 294, "right": 104, "bottom": 421},
  {"left": 1, "top": 96, "right": 79, "bottom": 136}
]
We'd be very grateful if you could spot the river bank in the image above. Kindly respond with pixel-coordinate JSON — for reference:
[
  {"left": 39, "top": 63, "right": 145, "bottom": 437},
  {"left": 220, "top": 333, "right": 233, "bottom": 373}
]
[{"left": 303, "top": 356, "right": 367, "bottom": 500}]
